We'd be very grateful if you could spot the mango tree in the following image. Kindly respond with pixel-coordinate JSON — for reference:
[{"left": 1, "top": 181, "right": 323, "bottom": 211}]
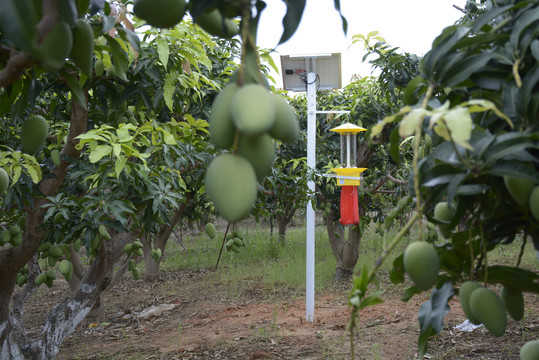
[
  {"left": 283, "top": 57, "right": 418, "bottom": 280},
  {"left": 0, "top": 0, "right": 348, "bottom": 357},
  {"left": 0, "top": 0, "right": 245, "bottom": 357},
  {"left": 349, "top": 0, "right": 539, "bottom": 357}
]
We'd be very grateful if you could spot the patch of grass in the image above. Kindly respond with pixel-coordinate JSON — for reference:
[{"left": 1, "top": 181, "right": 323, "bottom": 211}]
[
  {"left": 160, "top": 219, "right": 537, "bottom": 300},
  {"left": 161, "top": 226, "right": 338, "bottom": 295}
]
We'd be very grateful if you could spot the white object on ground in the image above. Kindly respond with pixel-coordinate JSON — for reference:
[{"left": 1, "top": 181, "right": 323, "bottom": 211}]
[
  {"left": 453, "top": 319, "right": 483, "bottom": 332},
  {"left": 137, "top": 303, "right": 176, "bottom": 320}
]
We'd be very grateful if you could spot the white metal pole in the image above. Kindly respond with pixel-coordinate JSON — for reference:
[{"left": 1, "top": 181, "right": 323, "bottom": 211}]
[{"left": 306, "top": 72, "right": 317, "bottom": 323}]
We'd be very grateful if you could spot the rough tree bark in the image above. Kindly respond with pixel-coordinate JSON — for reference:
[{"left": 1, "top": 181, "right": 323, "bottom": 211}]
[
  {"left": 325, "top": 205, "right": 363, "bottom": 281},
  {"left": 143, "top": 195, "right": 191, "bottom": 282},
  {"left": 276, "top": 206, "right": 297, "bottom": 246},
  {"left": 0, "top": 91, "right": 89, "bottom": 358}
]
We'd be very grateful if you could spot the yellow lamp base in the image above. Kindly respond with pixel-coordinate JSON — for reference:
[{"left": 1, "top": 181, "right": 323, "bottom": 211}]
[{"left": 331, "top": 168, "right": 367, "bottom": 186}]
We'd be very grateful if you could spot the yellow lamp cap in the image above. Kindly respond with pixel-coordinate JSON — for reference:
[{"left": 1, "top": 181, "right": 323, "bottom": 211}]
[{"left": 329, "top": 122, "right": 367, "bottom": 135}]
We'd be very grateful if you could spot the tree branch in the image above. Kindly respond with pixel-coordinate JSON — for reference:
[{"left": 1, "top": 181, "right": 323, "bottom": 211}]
[{"left": 0, "top": 0, "right": 60, "bottom": 88}]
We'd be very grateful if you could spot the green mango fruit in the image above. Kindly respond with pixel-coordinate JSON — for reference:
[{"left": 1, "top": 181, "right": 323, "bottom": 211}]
[
  {"left": 0, "top": 168, "right": 9, "bottom": 194},
  {"left": 230, "top": 84, "right": 276, "bottom": 136},
  {"left": 58, "top": 259, "right": 73, "bottom": 281},
  {"left": 529, "top": 186, "right": 539, "bottom": 221},
  {"left": 501, "top": 286, "right": 524, "bottom": 321},
  {"left": 205, "top": 153, "right": 258, "bottom": 222},
  {"left": 134, "top": 0, "right": 187, "bottom": 28},
  {"left": 433, "top": 201, "right": 456, "bottom": 222},
  {"left": 209, "top": 83, "right": 239, "bottom": 149},
  {"left": 520, "top": 340, "right": 539, "bottom": 360},
  {"left": 269, "top": 95, "right": 300, "bottom": 143},
  {"left": 132, "top": 267, "right": 141, "bottom": 280},
  {"left": 37, "top": 241, "right": 51, "bottom": 252},
  {"left": 433, "top": 201, "right": 456, "bottom": 239},
  {"left": 44, "top": 277, "right": 54, "bottom": 288},
  {"left": 194, "top": 8, "right": 239, "bottom": 38},
  {"left": 459, "top": 281, "right": 482, "bottom": 324},
  {"left": 133, "top": 240, "right": 143, "bottom": 249},
  {"left": 73, "top": 239, "right": 82, "bottom": 252},
  {"left": 16, "top": 274, "right": 27, "bottom": 287},
  {"left": 99, "top": 224, "right": 111, "bottom": 240},
  {"left": 233, "top": 229, "right": 244, "bottom": 240},
  {"left": 9, "top": 224, "right": 21, "bottom": 236},
  {"left": 17, "top": 215, "right": 26, "bottom": 229},
  {"left": 469, "top": 287, "right": 507, "bottom": 337},
  {"left": 48, "top": 256, "right": 57, "bottom": 267},
  {"left": 133, "top": 247, "right": 143, "bottom": 257},
  {"left": 46, "top": 269, "right": 56, "bottom": 280},
  {"left": 504, "top": 175, "right": 536, "bottom": 207},
  {"left": 21, "top": 115, "right": 49, "bottom": 155},
  {"left": 237, "top": 134, "right": 275, "bottom": 180},
  {"left": 1, "top": 230, "right": 11, "bottom": 245},
  {"left": 10, "top": 233, "right": 22, "bottom": 246},
  {"left": 35, "top": 273, "right": 47, "bottom": 285},
  {"left": 49, "top": 244, "right": 64, "bottom": 258},
  {"left": 205, "top": 223, "right": 217, "bottom": 239},
  {"left": 403, "top": 241, "right": 440, "bottom": 290},
  {"left": 51, "top": 150, "right": 61, "bottom": 166},
  {"left": 40, "top": 21, "right": 73, "bottom": 72},
  {"left": 123, "top": 243, "right": 133, "bottom": 254},
  {"left": 70, "top": 19, "right": 94, "bottom": 77}
]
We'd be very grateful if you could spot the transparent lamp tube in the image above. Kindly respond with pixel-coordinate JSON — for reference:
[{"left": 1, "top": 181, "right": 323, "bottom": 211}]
[{"left": 340, "top": 135, "right": 344, "bottom": 166}]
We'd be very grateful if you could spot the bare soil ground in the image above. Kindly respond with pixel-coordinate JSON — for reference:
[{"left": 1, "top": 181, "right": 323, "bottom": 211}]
[{"left": 23, "top": 268, "right": 539, "bottom": 360}]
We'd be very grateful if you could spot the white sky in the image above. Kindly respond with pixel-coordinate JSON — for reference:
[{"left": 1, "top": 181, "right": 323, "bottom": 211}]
[{"left": 256, "top": 0, "right": 467, "bottom": 89}]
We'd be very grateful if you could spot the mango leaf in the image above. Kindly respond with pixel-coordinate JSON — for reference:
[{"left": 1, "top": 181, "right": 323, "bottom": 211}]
[
  {"left": 164, "top": 73, "right": 175, "bottom": 112},
  {"left": 0, "top": 0, "right": 37, "bottom": 53},
  {"left": 22, "top": 163, "right": 40, "bottom": 184},
  {"left": 278, "top": 0, "right": 306, "bottom": 45},
  {"left": 442, "top": 106, "right": 473, "bottom": 150},
  {"left": 160, "top": 129, "right": 176, "bottom": 145},
  {"left": 156, "top": 38, "right": 170, "bottom": 69},
  {"left": 402, "top": 75, "right": 424, "bottom": 105},
  {"left": 58, "top": 0, "right": 78, "bottom": 26},
  {"left": 333, "top": 0, "right": 347, "bottom": 34},
  {"left": 114, "top": 155, "right": 127, "bottom": 177},
  {"left": 401, "top": 286, "right": 421, "bottom": 302},
  {"left": 117, "top": 127, "right": 133, "bottom": 143},
  {"left": 463, "top": 99, "right": 513, "bottom": 128},
  {"left": 358, "top": 291, "right": 384, "bottom": 311},
  {"left": 417, "top": 326, "right": 436, "bottom": 358},
  {"left": 61, "top": 71, "right": 87, "bottom": 109},
  {"left": 442, "top": 53, "right": 495, "bottom": 87},
  {"left": 389, "top": 254, "right": 405, "bottom": 284},
  {"left": 106, "top": 36, "right": 128, "bottom": 81},
  {"left": 102, "top": 15, "right": 116, "bottom": 34},
  {"left": 485, "top": 266, "right": 539, "bottom": 293},
  {"left": 11, "top": 165, "right": 22, "bottom": 184},
  {"left": 446, "top": 173, "right": 467, "bottom": 206},
  {"left": 389, "top": 127, "right": 401, "bottom": 165},
  {"left": 370, "top": 106, "right": 412, "bottom": 139},
  {"left": 89, "top": 145, "right": 112, "bottom": 163},
  {"left": 399, "top": 108, "right": 428, "bottom": 138},
  {"left": 510, "top": 7, "right": 539, "bottom": 49},
  {"left": 417, "top": 281, "right": 454, "bottom": 357},
  {"left": 421, "top": 26, "right": 471, "bottom": 79}
]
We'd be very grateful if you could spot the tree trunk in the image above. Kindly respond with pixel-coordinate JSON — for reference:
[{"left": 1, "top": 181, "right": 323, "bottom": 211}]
[
  {"left": 325, "top": 207, "right": 362, "bottom": 281},
  {"left": 143, "top": 197, "right": 190, "bottom": 281},
  {"left": 277, "top": 207, "right": 297, "bottom": 246},
  {"left": 0, "top": 91, "right": 89, "bottom": 358}
]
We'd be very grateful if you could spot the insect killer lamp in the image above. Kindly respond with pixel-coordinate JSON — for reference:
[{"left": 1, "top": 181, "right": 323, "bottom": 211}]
[{"left": 329, "top": 123, "right": 367, "bottom": 225}]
